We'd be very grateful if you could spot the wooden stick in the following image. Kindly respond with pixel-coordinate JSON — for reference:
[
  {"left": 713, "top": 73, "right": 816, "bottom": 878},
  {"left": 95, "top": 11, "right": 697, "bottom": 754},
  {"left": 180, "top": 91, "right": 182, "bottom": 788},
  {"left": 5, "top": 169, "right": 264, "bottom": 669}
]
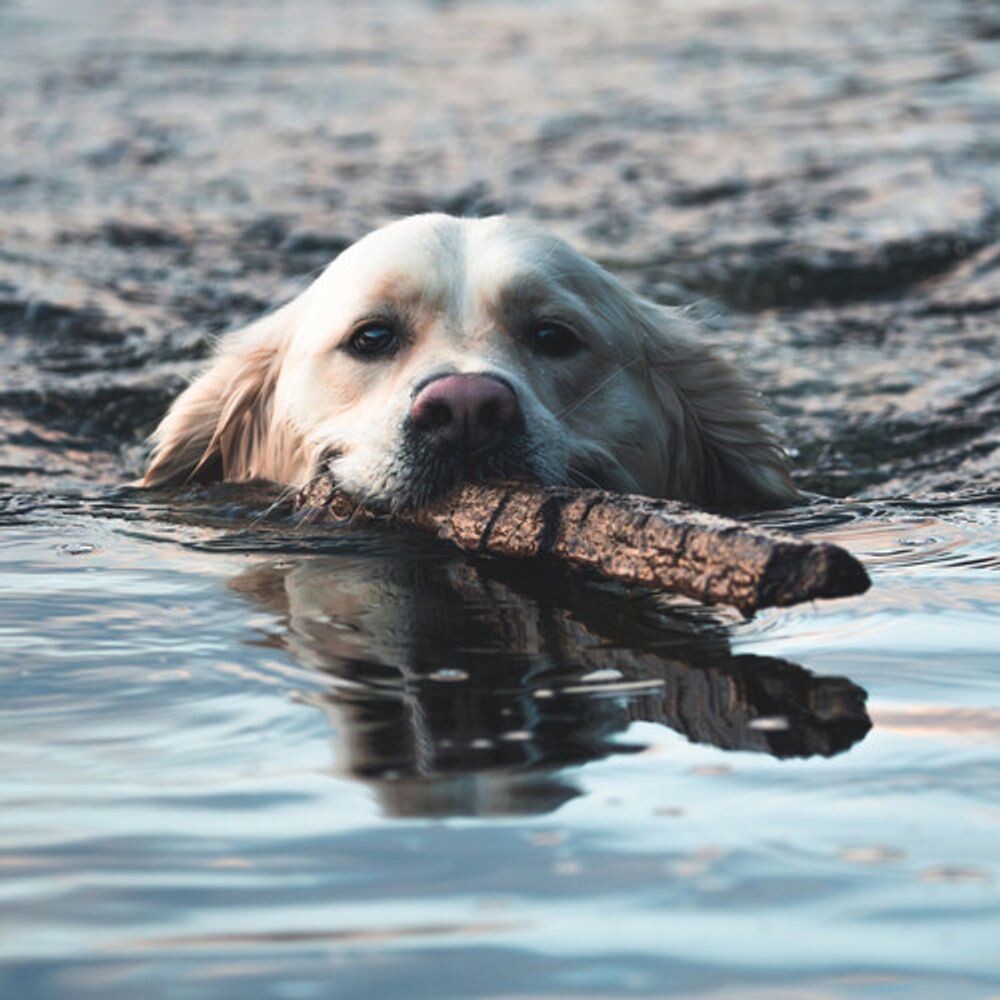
[{"left": 295, "top": 478, "right": 870, "bottom": 615}]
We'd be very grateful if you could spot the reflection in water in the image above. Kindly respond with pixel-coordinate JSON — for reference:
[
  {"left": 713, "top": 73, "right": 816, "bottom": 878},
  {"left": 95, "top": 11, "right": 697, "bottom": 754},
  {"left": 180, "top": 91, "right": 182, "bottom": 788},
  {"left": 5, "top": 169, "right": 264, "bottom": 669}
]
[{"left": 231, "top": 553, "right": 871, "bottom": 817}]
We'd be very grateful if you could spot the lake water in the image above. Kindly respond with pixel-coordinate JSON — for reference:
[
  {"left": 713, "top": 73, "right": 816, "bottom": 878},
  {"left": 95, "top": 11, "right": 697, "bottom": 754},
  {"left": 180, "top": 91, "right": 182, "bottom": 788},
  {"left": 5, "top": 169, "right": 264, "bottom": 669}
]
[
  {"left": 2, "top": 0, "right": 999, "bottom": 995},
  {"left": 1, "top": 487, "right": 997, "bottom": 999}
]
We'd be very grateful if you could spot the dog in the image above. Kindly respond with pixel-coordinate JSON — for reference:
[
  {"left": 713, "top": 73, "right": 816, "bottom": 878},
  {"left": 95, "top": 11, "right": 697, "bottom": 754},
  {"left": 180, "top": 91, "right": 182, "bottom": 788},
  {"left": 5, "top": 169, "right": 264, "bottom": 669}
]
[{"left": 143, "top": 213, "right": 798, "bottom": 509}]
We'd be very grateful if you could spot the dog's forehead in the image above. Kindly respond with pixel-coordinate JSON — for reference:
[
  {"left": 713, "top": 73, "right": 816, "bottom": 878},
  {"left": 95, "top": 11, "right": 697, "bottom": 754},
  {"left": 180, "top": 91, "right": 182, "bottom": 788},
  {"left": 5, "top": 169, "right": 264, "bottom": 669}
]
[
  {"left": 327, "top": 214, "right": 469, "bottom": 294},
  {"left": 320, "top": 214, "right": 569, "bottom": 314}
]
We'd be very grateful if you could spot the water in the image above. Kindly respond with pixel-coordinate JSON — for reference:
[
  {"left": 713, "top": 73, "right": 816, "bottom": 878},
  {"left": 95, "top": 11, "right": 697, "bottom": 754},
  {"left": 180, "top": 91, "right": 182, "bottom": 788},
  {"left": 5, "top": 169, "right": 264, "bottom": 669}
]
[
  {"left": 1, "top": 488, "right": 997, "bottom": 998},
  {"left": 1, "top": 0, "right": 999, "bottom": 994}
]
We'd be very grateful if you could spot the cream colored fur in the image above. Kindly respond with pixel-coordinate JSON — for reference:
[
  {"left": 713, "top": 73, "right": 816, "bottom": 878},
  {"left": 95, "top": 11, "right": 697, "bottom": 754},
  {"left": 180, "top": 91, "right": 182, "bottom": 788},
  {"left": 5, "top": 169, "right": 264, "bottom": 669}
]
[{"left": 143, "top": 214, "right": 799, "bottom": 508}]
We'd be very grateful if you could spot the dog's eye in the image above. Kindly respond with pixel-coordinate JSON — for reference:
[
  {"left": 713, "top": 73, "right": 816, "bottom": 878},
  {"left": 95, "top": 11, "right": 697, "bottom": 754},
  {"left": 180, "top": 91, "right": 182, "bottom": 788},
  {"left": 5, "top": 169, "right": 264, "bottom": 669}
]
[
  {"left": 529, "top": 322, "right": 583, "bottom": 358},
  {"left": 348, "top": 324, "right": 398, "bottom": 359}
]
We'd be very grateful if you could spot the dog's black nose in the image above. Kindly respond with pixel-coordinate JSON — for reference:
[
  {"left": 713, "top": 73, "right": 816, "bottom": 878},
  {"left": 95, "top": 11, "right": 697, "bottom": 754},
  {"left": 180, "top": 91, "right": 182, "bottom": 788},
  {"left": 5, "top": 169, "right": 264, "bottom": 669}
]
[{"left": 410, "top": 374, "right": 521, "bottom": 455}]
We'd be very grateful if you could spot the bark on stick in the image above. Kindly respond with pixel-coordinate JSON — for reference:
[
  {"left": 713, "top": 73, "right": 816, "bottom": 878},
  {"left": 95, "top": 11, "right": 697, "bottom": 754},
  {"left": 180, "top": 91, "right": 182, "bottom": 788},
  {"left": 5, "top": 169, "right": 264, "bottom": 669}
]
[{"left": 295, "top": 478, "right": 870, "bottom": 615}]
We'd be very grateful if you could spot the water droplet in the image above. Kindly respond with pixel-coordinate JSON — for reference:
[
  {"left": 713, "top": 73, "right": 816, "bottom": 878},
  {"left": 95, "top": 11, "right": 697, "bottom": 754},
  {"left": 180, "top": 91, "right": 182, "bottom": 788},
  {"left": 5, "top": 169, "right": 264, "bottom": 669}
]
[
  {"left": 579, "top": 668, "right": 622, "bottom": 683},
  {"left": 428, "top": 668, "right": 469, "bottom": 682},
  {"left": 667, "top": 847, "right": 724, "bottom": 878},
  {"left": 690, "top": 764, "right": 732, "bottom": 776},
  {"left": 530, "top": 831, "right": 566, "bottom": 847},
  {"left": 839, "top": 846, "right": 905, "bottom": 865},
  {"left": 749, "top": 715, "right": 789, "bottom": 731},
  {"left": 655, "top": 806, "right": 684, "bottom": 818},
  {"left": 920, "top": 864, "right": 992, "bottom": 884}
]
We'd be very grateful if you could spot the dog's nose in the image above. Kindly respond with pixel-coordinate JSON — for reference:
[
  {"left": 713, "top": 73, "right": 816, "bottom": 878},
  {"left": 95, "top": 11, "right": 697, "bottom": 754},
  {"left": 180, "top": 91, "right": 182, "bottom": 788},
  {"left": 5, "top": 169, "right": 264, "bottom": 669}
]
[{"left": 410, "top": 374, "right": 521, "bottom": 455}]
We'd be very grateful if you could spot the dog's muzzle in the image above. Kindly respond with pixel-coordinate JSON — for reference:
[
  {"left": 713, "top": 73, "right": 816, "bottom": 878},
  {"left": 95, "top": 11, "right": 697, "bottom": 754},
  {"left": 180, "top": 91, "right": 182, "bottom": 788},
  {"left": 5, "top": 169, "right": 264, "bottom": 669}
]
[
  {"left": 409, "top": 373, "right": 524, "bottom": 462},
  {"left": 392, "top": 373, "right": 535, "bottom": 507}
]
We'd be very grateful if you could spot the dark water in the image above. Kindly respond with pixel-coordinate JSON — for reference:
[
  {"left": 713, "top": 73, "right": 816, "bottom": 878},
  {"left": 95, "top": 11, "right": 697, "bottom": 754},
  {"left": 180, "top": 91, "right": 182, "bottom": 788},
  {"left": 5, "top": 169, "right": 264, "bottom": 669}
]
[{"left": 1, "top": 0, "right": 999, "bottom": 997}]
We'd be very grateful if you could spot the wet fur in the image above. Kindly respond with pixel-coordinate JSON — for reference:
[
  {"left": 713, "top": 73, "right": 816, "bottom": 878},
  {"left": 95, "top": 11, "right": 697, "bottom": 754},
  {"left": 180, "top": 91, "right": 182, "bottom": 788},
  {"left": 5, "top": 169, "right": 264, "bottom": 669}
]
[{"left": 144, "top": 214, "right": 799, "bottom": 509}]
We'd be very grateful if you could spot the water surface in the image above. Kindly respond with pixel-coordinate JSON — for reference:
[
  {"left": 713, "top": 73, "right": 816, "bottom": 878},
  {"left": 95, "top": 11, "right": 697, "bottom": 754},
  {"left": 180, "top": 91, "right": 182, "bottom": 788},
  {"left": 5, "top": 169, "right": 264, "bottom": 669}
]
[
  {"left": 1, "top": 0, "right": 999, "bottom": 995},
  {"left": 1, "top": 488, "right": 997, "bottom": 998}
]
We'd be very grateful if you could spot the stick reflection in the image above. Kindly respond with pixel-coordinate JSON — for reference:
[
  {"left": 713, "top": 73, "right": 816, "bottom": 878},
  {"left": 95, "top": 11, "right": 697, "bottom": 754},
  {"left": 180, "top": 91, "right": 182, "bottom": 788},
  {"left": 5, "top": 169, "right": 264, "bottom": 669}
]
[{"left": 231, "top": 551, "right": 871, "bottom": 817}]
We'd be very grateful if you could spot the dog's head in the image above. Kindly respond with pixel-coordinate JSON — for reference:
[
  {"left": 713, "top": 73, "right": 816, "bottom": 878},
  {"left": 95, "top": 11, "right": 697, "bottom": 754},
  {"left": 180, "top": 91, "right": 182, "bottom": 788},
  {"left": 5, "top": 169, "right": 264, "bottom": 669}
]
[{"left": 143, "top": 214, "right": 798, "bottom": 508}]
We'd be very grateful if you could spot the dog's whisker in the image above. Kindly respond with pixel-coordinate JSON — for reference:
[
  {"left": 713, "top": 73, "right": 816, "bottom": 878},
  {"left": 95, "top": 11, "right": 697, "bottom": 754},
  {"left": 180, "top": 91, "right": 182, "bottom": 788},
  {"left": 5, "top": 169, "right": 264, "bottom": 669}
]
[
  {"left": 248, "top": 478, "right": 313, "bottom": 528},
  {"left": 567, "top": 466, "right": 604, "bottom": 491},
  {"left": 346, "top": 492, "right": 375, "bottom": 527},
  {"left": 554, "top": 357, "right": 640, "bottom": 422},
  {"left": 273, "top": 466, "right": 338, "bottom": 532},
  {"left": 294, "top": 500, "right": 327, "bottom": 531}
]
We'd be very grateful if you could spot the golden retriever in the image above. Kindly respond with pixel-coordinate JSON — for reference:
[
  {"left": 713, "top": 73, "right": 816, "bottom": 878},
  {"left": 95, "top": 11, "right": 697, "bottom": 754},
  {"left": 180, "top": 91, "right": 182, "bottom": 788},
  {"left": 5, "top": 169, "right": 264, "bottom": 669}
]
[{"left": 143, "top": 213, "right": 798, "bottom": 509}]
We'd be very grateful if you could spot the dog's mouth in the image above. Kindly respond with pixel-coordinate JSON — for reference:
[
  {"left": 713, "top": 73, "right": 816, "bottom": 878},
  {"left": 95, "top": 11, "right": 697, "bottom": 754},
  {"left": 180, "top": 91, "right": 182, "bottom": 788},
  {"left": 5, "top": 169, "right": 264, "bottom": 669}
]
[
  {"left": 392, "top": 436, "right": 541, "bottom": 510},
  {"left": 322, "top": 424, "right": 539, "bottom": 513},
  {"left": 320, "top": 437, "right": 621, "bottom": 513}
]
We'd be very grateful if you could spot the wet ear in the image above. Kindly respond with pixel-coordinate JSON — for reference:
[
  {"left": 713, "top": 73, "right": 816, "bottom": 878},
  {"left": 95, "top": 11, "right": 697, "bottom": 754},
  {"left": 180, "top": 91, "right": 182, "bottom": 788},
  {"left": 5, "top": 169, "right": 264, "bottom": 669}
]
[
  {"left": 636, "top": 303, "right": 801, "bottom": 508},
  {"left": 142, "top": 302, "right": 301, "bottom": 487}
]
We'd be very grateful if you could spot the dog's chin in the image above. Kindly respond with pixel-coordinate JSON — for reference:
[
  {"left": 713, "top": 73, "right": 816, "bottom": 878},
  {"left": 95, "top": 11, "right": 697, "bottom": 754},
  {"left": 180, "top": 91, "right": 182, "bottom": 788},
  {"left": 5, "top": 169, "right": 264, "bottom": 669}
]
[
  {"left": 399, "top": 456, "right": 542, "bottom": 512},
  {"left": 341, "top": 443, "right": 545, "bottom": 514}
]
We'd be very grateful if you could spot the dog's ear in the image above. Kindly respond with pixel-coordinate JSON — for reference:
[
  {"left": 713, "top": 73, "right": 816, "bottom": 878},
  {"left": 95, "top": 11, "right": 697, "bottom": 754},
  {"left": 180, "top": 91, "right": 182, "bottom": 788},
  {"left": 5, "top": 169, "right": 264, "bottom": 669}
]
[
  {"left": 142, "top": 302, "right": 303, "bottom": 487},
  {"left": 633, "top": 302, "right": 801, "bottom": 509}
]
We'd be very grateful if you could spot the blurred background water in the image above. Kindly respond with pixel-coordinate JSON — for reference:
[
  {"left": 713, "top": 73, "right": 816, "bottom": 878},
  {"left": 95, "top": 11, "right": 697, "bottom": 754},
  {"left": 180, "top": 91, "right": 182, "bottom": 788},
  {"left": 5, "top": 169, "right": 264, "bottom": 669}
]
[{"left": 1, "top": 0, "right": 998, "bottom": 997}]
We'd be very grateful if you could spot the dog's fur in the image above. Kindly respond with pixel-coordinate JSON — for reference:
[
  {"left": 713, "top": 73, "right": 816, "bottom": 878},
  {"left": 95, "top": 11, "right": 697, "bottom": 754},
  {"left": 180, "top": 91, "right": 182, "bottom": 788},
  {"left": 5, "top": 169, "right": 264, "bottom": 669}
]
[{"left": 143, "top": 214, "right": 798, "bottom": 509}]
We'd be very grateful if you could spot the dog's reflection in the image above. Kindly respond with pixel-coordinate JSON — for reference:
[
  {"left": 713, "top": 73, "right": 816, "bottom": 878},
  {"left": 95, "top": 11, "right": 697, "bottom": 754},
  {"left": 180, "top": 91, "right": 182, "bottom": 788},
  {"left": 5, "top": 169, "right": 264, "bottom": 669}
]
[{"left": 231, "top": 549, "right": 871, "bottom": 817}]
